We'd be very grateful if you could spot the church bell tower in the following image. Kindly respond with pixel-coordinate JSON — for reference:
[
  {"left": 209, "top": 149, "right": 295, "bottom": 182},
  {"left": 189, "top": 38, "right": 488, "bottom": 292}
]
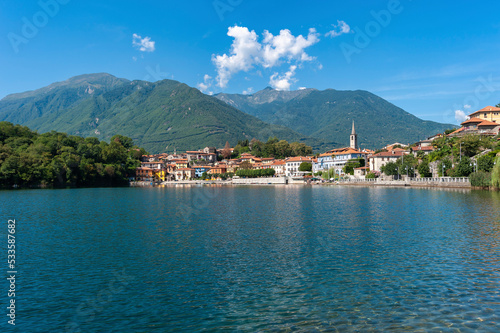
[{"left": 350, "top": 121, "right": 358, "bottom": 150}]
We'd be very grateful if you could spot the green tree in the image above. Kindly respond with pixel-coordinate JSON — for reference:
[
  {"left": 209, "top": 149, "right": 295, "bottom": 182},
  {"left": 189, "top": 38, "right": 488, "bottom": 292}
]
[
  {"left": 290, "top": 142, "right": 313, "bottom": 157},
  {"left": 458, "top": 135, "right": 489, "bottom": 158},
  {"left": 365, "top": 172, "right": 376, "bottom": 179},
  {"left": 298, "top": 162, "right": 312, "bottom": 172},
  {"left": 417, "top": 160, "right": 432, "bottom": 177},
  {"left": 111, "top": 135, "right": 133, "bottom": 149},
  {"left": 343, "top": 158, "right": 365, "bottom": 175},
  {"left": 274, "top": 140, "right": 292, "bottom": 159},
  {"left": 437, "top": 158, "right": 453, "bottom": 176},
  {"left": 0, "top": 121, "right": 143, "bottom": 188},
  {"left": 491, "top": 156, "right": 500, "bottom": 188},
  {"left": 381, "top": 162, "right": 398, "bottom": 176},
  {"left": 454, "top": 156, "right": 474, "bottom": 177},
  {"left": 396, "top": 154, "right": 418, "bottom": 177},
  {"left": 469, "top": 171, "right": 491, "bottom": 187},
  {"left": 477, "top": 154, "right": 495, "bottom": 172}
]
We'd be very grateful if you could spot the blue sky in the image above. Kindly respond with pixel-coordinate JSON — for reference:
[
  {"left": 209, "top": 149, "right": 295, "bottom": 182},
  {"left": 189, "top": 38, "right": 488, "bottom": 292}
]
[{"left": 2, "top": 0, "right": 500, "bottom": 125}]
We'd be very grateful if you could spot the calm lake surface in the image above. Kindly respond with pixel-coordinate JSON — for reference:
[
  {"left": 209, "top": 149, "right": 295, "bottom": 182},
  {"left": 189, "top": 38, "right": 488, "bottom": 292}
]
[{"left": 2, "top": 185, "right": 500, "bottom": 332}]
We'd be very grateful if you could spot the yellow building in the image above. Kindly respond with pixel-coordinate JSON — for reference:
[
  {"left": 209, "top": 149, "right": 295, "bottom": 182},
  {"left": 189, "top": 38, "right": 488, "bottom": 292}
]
[
  {"left": 172, "top": 159, "right": 188, "bottom": 169},
  {"left": 468, "top": 106, "right": 500, "bottom": 123},
  {"left": 154, "top": 169, "right": 167, "bottom": 182}
]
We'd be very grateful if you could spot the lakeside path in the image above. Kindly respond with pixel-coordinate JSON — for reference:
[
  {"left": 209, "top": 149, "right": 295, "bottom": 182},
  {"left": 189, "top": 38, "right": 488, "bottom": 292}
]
[
  {"left": 331, "top": 179, "right": 471, "bottom": 189},
  {"left": 132, "top": 178, "right": 472, "bottom": 190}
]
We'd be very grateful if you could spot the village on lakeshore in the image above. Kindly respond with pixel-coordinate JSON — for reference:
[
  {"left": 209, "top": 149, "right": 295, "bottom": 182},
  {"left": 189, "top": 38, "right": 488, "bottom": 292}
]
[{"left": 134, "top": 106, "right": 500, "bottom": 188}]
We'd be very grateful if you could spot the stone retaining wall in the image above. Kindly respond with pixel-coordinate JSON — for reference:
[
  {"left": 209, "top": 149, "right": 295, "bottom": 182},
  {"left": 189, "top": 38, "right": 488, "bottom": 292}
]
[{"left": 232, "top": 177, "right": 287, "bottom": 185}]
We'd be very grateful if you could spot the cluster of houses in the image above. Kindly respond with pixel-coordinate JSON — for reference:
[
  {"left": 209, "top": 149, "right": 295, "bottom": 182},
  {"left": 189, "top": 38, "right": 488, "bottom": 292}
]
[
  {"left": 135, "top": 106, "right": 500, "bottom": 182},
  {"left": 135, "top": 146, "right": 318, "bottom": 182}
]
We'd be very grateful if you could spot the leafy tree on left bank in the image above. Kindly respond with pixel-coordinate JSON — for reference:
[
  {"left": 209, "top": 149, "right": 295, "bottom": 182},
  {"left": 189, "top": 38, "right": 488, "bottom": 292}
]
[{"left": 0, "top": 121, "right": 145, "bottom": 188}]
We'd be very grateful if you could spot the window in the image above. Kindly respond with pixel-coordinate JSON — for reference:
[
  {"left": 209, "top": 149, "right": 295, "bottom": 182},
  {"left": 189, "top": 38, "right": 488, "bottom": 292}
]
[{"left": 484, "top": 113, "right": 487, "bottom": 118}]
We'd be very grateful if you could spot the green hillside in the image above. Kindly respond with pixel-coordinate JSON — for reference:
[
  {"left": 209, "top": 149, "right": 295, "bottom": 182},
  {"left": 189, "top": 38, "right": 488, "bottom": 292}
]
[
  {"left": 0, "top": 74, "right": 324, "bottom": 153},
  {"left": 216, "top": 88, "right": 456, "bottom": 149}
]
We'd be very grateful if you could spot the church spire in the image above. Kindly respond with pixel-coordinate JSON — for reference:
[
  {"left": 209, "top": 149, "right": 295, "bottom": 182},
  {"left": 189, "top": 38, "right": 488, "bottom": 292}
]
[{"left": 350, "top": 121, "right": 358, "bottom": 150}]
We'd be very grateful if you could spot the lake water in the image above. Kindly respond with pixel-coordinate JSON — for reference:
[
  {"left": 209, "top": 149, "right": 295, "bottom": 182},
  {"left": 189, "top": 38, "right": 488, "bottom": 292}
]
[{"left": 2, "top": 185, "right": 500, "bottom": 332}]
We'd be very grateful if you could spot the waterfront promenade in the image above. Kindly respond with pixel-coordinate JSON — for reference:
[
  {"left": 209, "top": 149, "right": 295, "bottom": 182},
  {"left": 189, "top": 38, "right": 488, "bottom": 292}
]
[
  {"left": 131, "top": 176, "right": 472, "bottom": 189},
  {"left": 337, "top": 177, "right": 471, "bottom": 189}
]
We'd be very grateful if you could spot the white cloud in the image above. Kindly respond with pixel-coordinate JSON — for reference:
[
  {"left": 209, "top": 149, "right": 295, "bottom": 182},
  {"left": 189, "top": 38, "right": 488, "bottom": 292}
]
[
  {"left": 243, "top": 87, "right": 254, "bottom": 95},
  {"left": 132, "top": 33, "right": 155, "bottom": 52},
  {"left": 455, "top": 110, "right": 468, "bottom": 123},
  {"left": 261, "top": 28, "right": 319, "bottom": 68},
  {"left": 464, "top": 104, "right": 471, "bottom": 109},
  {"left": 197, "top": 74, "right": 213, "bottom": 94},
  {"left": 298, "top": 87, "right": 307, "bottom": 90},
  {"left": 269, "top": 65, "right": 297, "bottom": 91},
  {"left": 212, "top": 26, "right": 319, "bottom": 88},
  {"left": 325, "top": 20, "right": 351, "bottom": 38},
  {"left": 212, "top": 26, "right": 262, "bottom": 88}
]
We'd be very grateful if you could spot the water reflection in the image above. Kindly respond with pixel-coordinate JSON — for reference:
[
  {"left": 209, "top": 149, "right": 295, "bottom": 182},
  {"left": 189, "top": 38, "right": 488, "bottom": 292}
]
[{"left": 2, "top": 186, "right": 499, "bottom": 332}]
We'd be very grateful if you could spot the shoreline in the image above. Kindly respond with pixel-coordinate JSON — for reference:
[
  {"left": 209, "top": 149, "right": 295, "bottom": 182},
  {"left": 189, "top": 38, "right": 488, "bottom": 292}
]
[
  {"left": 4, "top": 180, "right": 486, "bottom": 191},
  {"left": 137, "top": 179, "right": 475, "bottom": 190}
]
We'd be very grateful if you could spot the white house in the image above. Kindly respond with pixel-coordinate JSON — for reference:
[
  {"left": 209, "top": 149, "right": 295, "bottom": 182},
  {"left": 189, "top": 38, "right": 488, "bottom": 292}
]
[
  {"left": 285, "top": 156, "right": 312, "bottom": 177},
  {"left": 313, "top": 147, "right": 367, "bottom": 175},
  {"left": 369, "top": 151, "right": 409, "bottom": 173},
  {"left": 270, "top": 160, "right": 286, "bottom": 176}
]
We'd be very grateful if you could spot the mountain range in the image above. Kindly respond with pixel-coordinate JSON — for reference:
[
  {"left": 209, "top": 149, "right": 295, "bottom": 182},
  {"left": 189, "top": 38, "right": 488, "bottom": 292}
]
[
  {"left": 216, "top": 88, "right": 454, "bottom": 149},
  {"left": 0, "top": 73, "right": 454, "bottom": 153},
  {"left": 0, "top": 73, "right": 319, "bottom": 153}
]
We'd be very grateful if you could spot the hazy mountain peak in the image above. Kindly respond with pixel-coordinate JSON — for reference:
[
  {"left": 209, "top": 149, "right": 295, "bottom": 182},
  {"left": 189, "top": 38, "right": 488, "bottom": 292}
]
[{"left": 2, "top": 73, "right": 129, "bottom": 101}]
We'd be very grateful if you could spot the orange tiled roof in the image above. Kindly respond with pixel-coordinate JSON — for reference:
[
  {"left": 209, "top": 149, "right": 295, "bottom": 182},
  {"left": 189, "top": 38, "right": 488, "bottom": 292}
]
[
  {"left": 412, "top": 146, "right": 434, "bottom": 151},
  {"left": 469, "top": 106, "right": 500, "bottom": 116},
  {"left": 286, "top": 156, "right": 312, "bottom": 162},
  {"left": 478, "top": 120, "right": 498, "bottom": 126},
  {"left": 448, "top": 127, "right": 465, "bottom": 135},
  {"left": 325, "top": 147, "right": 366, "bottom": 155},
  {"left": 461, "top": 117, "right": 483, "bottom": 125},
  {"left": 372, "top": 151, "right": 405, "bottom": 157}
]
